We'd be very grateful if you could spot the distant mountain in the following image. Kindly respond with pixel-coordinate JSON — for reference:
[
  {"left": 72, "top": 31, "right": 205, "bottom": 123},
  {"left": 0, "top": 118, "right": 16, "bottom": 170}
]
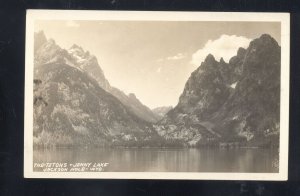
[
  {"left": 156, "top": 34, "right": 280, "bottom": 147},
  {"left": 152, "top": 106, "right": 173, "bottom": 119},
  {"left": 34, "top": 31, "right": 159, "bottom": 123},
  {"left": 109, "top": 88, "right": 160, "bottom": 123},
  {"left": 33, "top": 31, "right": 162, "bottom": 147}
]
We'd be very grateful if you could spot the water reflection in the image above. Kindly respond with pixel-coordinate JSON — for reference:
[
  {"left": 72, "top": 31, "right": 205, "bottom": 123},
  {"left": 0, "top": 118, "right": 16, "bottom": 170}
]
[{"left": 33, "top": 148, "right": 279, "bottom": 173}]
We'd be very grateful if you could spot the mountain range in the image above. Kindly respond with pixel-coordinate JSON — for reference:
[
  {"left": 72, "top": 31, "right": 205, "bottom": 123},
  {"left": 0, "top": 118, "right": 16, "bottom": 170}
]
[
  {"left": 33, "top": 31, "right": 280, "bottom": 148},
  {"left": 156, "top": 34, "right": 280, "bottom": 147}
]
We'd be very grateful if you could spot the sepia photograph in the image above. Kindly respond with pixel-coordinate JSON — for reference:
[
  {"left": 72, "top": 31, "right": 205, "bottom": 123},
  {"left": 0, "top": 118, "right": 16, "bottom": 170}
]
[{"left": 24, "top": 10, "right": 290, "bottom": 180}]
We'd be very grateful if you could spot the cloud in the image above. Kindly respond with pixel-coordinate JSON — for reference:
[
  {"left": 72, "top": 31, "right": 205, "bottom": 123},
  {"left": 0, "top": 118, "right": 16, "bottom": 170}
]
[
  {"left": 66, "top": 20, "right": 80, "bottom": 28},
  {"left": 156, "top": 53, "right": 186, "bottom": 63},
  {"left": 191, "top": 35, "right": 251, "bottom": 66},
  {"left": 167, "top": 53, "right": 186, "bottom": 60}
]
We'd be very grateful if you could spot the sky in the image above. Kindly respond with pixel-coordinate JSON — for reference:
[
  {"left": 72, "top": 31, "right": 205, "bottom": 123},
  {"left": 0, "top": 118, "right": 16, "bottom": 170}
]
[{"left": 35, "top": 20, "right": 280, "bottom": 109}]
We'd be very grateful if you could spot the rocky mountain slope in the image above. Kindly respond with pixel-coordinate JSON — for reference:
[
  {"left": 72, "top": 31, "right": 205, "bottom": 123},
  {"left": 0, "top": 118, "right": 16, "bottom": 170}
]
[
  {"left": 34, "top": 31, "right": 159, "bottom": 123},
  {"left": 156, "top": 34, "right": 280, "bottom": 147},
  {"left": 33, "top": 32, "right": 162, "bottom": 147}
]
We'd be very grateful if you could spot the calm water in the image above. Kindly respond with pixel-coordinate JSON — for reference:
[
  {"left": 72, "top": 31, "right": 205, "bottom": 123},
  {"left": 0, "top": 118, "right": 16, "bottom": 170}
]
[{"left": 33, "top": 147, "right": 279, "bottom": 173}]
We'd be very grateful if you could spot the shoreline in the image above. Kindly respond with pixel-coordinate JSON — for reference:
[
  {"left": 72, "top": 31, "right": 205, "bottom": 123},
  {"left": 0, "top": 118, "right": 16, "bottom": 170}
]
[{"left": 33, "top": 145, "right": 279, "bottom": 150}]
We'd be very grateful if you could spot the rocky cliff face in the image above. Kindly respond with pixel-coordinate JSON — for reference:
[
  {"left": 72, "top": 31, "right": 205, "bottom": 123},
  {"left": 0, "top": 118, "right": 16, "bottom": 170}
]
[
  {"left": 156, "top": 34, "right": 280, "bottom": 147},
  {"left": 34, "top": 31, "right": 159, "bottom": 123}
]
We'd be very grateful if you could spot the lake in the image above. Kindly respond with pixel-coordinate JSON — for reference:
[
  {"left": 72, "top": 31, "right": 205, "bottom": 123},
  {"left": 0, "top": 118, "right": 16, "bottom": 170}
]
[{"left": 33, "top": 147, "right": 279, "bottom": 173}]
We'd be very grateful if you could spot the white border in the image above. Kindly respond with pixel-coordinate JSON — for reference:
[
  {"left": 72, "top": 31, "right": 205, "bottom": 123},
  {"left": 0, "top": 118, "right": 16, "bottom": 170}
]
[{"left": 24, "top": 10, "right": 290, "bottom": 180}]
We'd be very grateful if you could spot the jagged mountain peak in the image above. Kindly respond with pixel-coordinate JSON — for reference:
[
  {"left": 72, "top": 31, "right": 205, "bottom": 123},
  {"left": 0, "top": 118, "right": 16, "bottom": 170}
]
[
  {"left": 34, "top": 34, "right": 64, "bottom": 66},
  {"left": 69, "top": 44, "right": 86, "bottom": 55},
  {"left": 259, "top": 34, "right": 278, "bottom": 43},
  {"left": 199, "top": 54, "right": 220, "bottom": 71},
  {"left": 70, "top": 43, "right": 82, "bottom": 49},
  {"left": 68, "top": 44, "right": 89, "bottom": 58},
  {"left": 248, "top": 34, "right": 279, "bottom": 51},
  {"left": 219, "top": 57, "right": 226, "bottom": 64},
  {"left": 34, "top": 30, "right": 47, "bottom": 52},
  {"left": 204, "top": 54, "right": 216, "bottom": 63}
]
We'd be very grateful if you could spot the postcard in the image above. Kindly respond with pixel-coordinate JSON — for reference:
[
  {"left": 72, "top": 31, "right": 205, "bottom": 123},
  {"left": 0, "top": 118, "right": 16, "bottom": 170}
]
[{"left": 24, "top": 10, "right": 290, "bottom": 180}]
